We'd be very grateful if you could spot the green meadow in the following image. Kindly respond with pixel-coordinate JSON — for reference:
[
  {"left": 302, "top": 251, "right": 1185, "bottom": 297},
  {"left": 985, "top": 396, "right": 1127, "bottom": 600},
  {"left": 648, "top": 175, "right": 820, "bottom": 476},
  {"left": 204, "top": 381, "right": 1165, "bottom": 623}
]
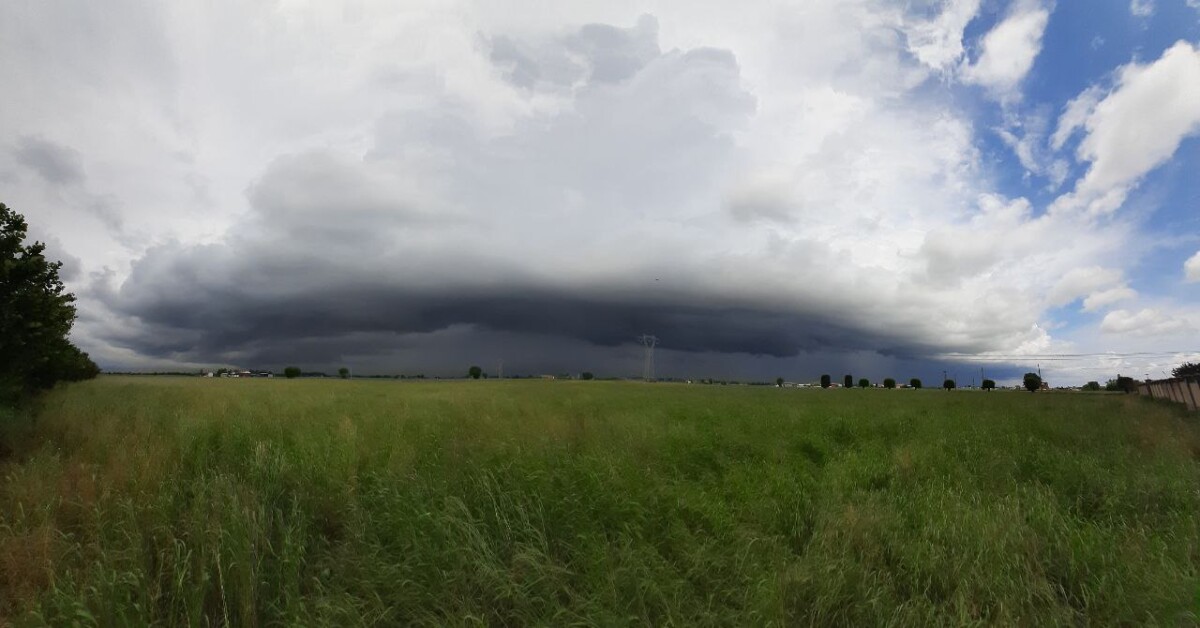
[{"left": 1, "top": 377, "right": 1198, "bottom": 625}]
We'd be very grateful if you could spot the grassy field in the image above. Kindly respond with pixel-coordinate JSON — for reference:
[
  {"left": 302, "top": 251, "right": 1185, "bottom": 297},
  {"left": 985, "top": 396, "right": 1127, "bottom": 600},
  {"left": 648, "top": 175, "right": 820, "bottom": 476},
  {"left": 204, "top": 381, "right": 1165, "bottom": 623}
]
[{"left": 1, "top": 377, "right": 1198, "bottom": 625}]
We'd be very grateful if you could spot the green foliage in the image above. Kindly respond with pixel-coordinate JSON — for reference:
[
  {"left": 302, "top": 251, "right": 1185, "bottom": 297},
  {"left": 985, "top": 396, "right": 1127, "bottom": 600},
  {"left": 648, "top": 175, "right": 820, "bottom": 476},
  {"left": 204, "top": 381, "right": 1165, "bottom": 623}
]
[
  {"left": 776, "top": 377, "right": 784, "bottom": 387},
  {"left": 943, "top": 379, "right": 956, "bottom": 391},
  {"left": 283, "top": 367, "right": 301, "bottom": 379},
  {"left": 858, "top": 378, "right": 870, "bottom": 388},
  {"left": 0, "top": 202, "right": 98, "bottom": 401},
  {"left": 910, "top": 378, "right": 922, "bottom": 389},
  {"left": 468, "top": 365, "right": 482, "bottom": 380},
  {"left": 1116, "top": 376, "right": 1136, "bottom": 394},
  {"left": 338, "top": 367, "right": 349, "bottom": 379},
  {"left": 580, "top": 372, "right": 594, "bottom": 381},
  {"left": 820, "top": 374, "right": 831, "bottom": 389},
  {"left": 843, "top": 374, "right": 853, "bottom": 388},
  {"left": 883, "top": 378, "right": 896, "bottom": 389},
  {"left": 1023, "top": 373, "right": 1042, "bottom": 393},
  {"left": 3, "top": 378, "right": 1199, "bottom": 625},
  {"left": 1171, "top": 362, "right": 1199, "bottom": 378},
  {"left": 982, "top": 379, "right": 996, "bottom": 391},
  {"left": 1083, "top": 381, "right": 1101, "bottom": 391}
]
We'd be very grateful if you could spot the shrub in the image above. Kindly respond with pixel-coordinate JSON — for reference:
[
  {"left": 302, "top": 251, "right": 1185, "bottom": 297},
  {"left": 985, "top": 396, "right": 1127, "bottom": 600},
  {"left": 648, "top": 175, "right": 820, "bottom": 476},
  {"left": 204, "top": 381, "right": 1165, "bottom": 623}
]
[
  {"left": 883, "top": 378, "right": 896, "bottom": 389},
  {"left": 283, "top": 367, "right": 301, "bottom": 379},
  {"left": 858, "top": 378, "right": 870, "bottom": 388},
  {"left": 910, "top": 378, "right": 922, "bottom": 389}
]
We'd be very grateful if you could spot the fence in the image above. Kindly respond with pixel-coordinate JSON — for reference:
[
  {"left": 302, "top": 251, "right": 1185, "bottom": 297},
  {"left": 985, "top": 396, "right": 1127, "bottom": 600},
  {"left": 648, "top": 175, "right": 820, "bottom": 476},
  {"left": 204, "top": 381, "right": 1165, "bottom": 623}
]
[{"left": 1137, "top": 376, "right": 1200, "bottom": 412}]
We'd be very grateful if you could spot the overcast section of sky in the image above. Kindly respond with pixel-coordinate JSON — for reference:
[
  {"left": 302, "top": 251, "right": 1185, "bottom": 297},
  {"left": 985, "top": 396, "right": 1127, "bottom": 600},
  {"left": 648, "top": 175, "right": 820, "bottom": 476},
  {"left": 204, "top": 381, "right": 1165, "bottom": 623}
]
[{"left": 2, "top": 0, "right": 1199, "bottom": 384}]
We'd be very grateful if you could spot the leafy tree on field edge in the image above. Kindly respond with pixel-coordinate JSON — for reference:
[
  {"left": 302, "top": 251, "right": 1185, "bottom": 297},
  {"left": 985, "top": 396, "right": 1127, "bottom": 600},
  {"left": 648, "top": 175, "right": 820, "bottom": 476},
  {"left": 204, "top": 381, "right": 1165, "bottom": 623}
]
[
  {"left": 844, "top": 374, "right": 853, "bottom": 388},
  {"left": 1172, "top": 362, "right": 1200, "bottom": 378},
  {"left": 982, "top": 379, "right": 995, "bottom": 391},
  {"left": 581, "top": 372, "right": 594, "bottom": 380},
  {"left": 820, "top": 374, "right": 831, "bottom": 388},
  {"left": 338, "top": 367, "right": 350, "bottom": 379},
  {"left": 910, "top": 378, "right": 922, "bottom": 389},
  {"left": 283, "top": 367, "right": 301, "bottom": 379},
  {"left": 1023, "top": 372, "right": 1042, "bottom": 392},
  {"left": 943, "top": 379, "right": 956, "bottom": 391},
  {"left": 858, "top": 378, "right": 869, "bottom": 388},
  {"left": 1, "top": 202, "right": 99, "bottom": 402},
  {"left": 883, "top": 378, "right": 896, "bottom": 389},
  {"left": 468, "top": 365, "right": 482, "bottom": 379}
]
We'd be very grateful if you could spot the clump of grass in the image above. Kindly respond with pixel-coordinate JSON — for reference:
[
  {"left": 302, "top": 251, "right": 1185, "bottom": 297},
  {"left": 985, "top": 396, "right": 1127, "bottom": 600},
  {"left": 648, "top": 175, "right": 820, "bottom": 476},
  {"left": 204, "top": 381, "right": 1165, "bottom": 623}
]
[{"left": 1, "top": 378, "right": 1198, "bottom": 625}]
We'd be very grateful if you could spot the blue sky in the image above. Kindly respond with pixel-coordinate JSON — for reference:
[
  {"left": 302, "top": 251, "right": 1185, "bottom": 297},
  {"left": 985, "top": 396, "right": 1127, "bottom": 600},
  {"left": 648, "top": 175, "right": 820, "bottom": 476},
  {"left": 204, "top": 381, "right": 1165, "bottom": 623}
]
[{"left": 1, "top": 0, "right": 1199, "bottom": 384}]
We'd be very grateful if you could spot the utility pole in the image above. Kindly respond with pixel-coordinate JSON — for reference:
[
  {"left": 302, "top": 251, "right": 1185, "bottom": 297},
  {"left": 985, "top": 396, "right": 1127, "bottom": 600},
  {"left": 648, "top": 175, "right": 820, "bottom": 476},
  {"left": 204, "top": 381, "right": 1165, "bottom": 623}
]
[{"left": 638, "top": 334, "right": 658, "bottom": 382}]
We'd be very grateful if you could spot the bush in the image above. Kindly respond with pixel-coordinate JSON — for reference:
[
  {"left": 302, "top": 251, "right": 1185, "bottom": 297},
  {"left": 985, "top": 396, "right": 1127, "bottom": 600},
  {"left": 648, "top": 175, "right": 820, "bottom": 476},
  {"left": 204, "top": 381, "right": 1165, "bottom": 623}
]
[
  {"left": 858, "top": 378, "right": 870, "bottom": 388},
  {"left": 338, "top": 367, "right": 350, "bottom": 379},
  {"left": 1023, "top": 373, "right": 1042, "bottom": 393},
  {"left": 581, "top": 372, "right": 594, "bottom": 380},
  {"left": 283, "top": 367, "right": 301, "bottom": 379},
  {"left": 982, "top": 379, "right": 995, "bottom": 391},
  {"left": 468, "top": 366, "right": 482, "bottom": 380},
  {"left": 1083, "top": 381, "right": 1101, "bottom": 391},
  {"left": 883, "top": 378, "right": 896, "bottom": 389},
  {"left": 943, "top": 379, "right": 956, "bottom": 391},
  {"left": 910, "top": 378, "right": 922, "bottom": 389}
]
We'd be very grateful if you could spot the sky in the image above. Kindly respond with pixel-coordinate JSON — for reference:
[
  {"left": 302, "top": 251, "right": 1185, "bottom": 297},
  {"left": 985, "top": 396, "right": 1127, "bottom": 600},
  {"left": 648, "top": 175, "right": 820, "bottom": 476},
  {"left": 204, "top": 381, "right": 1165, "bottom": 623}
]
[{"left": 2, "top": 0, "right": 1200, "bottom": 385}]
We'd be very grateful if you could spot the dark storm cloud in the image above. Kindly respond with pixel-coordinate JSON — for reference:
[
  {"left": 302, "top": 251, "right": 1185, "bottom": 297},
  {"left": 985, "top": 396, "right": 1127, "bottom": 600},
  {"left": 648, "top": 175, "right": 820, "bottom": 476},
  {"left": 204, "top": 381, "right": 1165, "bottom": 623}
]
[
  {"left": 14, "top": 136, "right": 85, "bottom": 186},
  {"left": 85, "top": 14, "right": 969, "bottom": 374},
  {"left": 100, "top": 273, "right": 939, "bottom": 364}
]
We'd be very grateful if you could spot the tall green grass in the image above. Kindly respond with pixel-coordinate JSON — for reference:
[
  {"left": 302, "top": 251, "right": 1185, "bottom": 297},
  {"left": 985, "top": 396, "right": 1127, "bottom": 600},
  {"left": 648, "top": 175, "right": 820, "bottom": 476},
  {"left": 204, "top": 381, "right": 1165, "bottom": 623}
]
[{"left": 1, "top": 378, "right": 1198, "bottom": 625}]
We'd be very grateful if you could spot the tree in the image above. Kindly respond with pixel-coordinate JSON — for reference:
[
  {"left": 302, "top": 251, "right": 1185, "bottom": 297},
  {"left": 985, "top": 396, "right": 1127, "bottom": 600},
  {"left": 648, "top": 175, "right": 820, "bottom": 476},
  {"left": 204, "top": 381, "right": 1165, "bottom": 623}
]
[
  {"left": 943, "top": 379, "right": 956, "bottom": 391},
  {"left": 883, "top": 378, "right": 896, "bottom": 389},
  {"left": 1, "top": 202, "right": 98, "bottom": 401},
  {"left": 1083, "top": 381, "right": 1101, "bottom": 391},
  {"left": 820, "top": 374, "right": 831, "bottom": 389},
  {"left": 776, "top": 377, "right": 784, "bottom": 387},
  {"left": 844, "top": 374, "right": 853, "bottom": 389},
  {"left": 1172, "top": 362, "right": 1200, "bottom": 378},
  {"left": 1116, "top": 375, "right": 1136, "bottom": 394},
  {"left": 581, "top": 372, "right": 595, "bottom": 380},
  {"left": 283, "top": 366, "right": 301, "bottom": 379},
  {"left": 982, "top": 379, "right": 995, "bottom": 391},
  {"left": 910, "top": 378, "right": 922, "bottom": 389},
  {"left": 858, "top": 378, "right": 869, "bottom": 388},
  {"left": 338, "top": 367, "right": 350, "bottom": 379},
  {"left": 1022, "top": 372, "right": 1041, "bottom": 392},
  {"left": 468, "top": 365, "right": 482, "bottom": 379}
]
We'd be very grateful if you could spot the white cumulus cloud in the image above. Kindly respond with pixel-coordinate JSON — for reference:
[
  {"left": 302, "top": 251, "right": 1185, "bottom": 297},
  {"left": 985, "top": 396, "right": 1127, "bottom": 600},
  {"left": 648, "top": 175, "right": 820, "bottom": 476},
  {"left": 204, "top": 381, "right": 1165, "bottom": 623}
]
[
  {"left": 960, "top": 0, "right": 1051, "bottom": 99},
  {"left": 1054, "top": 41, "right": 1200, "bottom": 216},
  {"left": 1101, "top": 308, "right": 1194, "bottom": 336},
  {"left": 1186, "top": 251, "right": 1200, "bottom": 282},
  {"left": 1129, "top": 0, "right": 1156, "bottom": 17}
]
